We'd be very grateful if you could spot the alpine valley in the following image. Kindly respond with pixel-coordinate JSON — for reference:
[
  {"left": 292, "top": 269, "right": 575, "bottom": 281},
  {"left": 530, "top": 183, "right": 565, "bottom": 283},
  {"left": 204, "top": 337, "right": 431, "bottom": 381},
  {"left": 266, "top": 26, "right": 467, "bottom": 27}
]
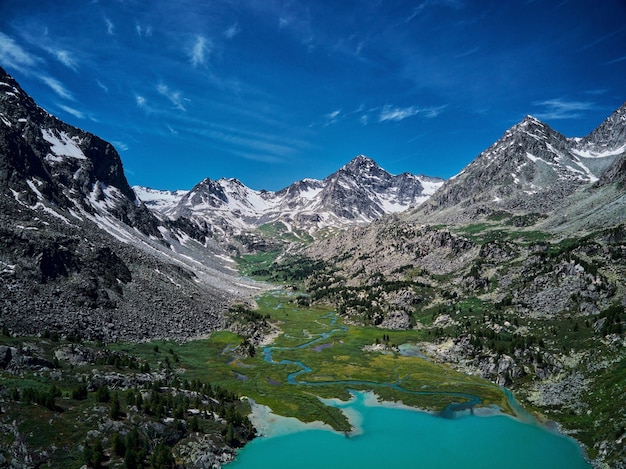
[{"left": 0, "top": 64, "right": 625, "bottom": 468}]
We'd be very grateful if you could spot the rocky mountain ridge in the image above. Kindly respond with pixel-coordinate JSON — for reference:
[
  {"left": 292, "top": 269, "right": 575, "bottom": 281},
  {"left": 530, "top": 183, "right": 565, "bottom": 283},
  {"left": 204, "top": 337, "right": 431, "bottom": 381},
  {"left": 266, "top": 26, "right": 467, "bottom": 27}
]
[
  {"left": 413, "top": 104, "right": 626, "bottom": 226},
  {"left": 300, "top": 104, "right": 626, "bottom": 338},
  {"left": 135, "top": 155, "right": 443, "bottom": 242},
  {"left": 0, "top": 72, "right": 160, "bottom": 238}
]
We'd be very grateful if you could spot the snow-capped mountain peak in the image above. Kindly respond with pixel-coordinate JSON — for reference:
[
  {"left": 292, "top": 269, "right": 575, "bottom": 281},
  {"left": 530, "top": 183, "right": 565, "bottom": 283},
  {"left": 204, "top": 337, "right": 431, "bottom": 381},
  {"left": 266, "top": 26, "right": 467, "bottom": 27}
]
[
  {"left": 416, "top": 109, "right": 626, "bottom": 222},
  {"left": 341, "top": 154, "right": 381, "bottom": 173},
  {"left": 139, "top": 155, "right": 444, "bottom": 240}
]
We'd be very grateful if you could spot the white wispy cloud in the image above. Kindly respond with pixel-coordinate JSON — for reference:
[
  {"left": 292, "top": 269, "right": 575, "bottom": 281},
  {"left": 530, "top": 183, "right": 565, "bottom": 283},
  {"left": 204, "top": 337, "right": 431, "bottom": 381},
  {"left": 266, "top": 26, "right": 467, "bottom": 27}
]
[
  {"left": 182, "top": 119, "right": 308, "bottom": 160},
  {"left": 136, "top": 24, "right": 153, "bottom": 38},
  {"left": 279, "top": 16, "right": 291, "bottom": 29},
  {"left": 0, "top": 32, "right": 39, "bottom": 71},
  {"left": 57, "top": 104, "right": 84, "bottom": 119},
  {"left": 96, "top": 80, "right": 109, "bottom": 93},
  {"left": 378, "top": 104, "right": 447, "bottom": 122},
  {"left": 379, "top": 105, "right": 420, "bottom": 122},
  {"left": 422, "top": 104, "right": 448, "bottom": 118},
  {"left": 208, "top": 121, "right": 313, "bottom": 153},
  {"left": 111, "top": 141, "right": 129, "bottom": 152},
  {"left": 533, "top": 98, "right": 596, "bottom": 120},
  {"left": 224, "top": 23, "right": 240, "bottom": 39},
  {"left": 189, "top": 35, "right": 210, "bottom": 67},
  {"left": 104, "top": 17, "right": 115, "bottom": 35},
  {"left": 582, "top": 26, "right": 626, "bottom": 51},
  {"left": 7, "top": 29, "right": 79, "bottom": 72},
  {"left": 323, "top": 109, "right": 341, "bottom": 126},
  {"left": 454, "top": 47, "right": 479, "bottom": 59},
  {"left": 607, "top": 55, "right": 626, "bottom": 65},
  {"left": 405, "top": 3, "right": 428, "bottom": 22},
  {"left": 136, "top": 95, "right": 148, "bottom": 108},
  {"left": 41, "top": 76, "right": 74, "bottom": 100},
  {"left": 230, "top": 150, "right": 283, "bottom": 164},
  {"left": 201, "top": 128, "right": 296, "bottom": 156},
  {"left": 405, "top": 0, "right": 464, "bottom": 23},
  {"left": 47, "top": 48, "right": 79, "bottom": 71},
  {"left": 315, "top": 105, "right": 373, "bottom": 127},
  {"left": 156, "top": 83, "right": 186, "bottom": 111}
]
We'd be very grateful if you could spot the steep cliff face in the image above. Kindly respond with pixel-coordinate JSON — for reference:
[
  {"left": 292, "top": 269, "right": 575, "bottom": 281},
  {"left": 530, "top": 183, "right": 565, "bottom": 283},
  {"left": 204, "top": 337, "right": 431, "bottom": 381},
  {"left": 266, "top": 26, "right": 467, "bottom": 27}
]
[
  {"left": 0, "top": 67, "right": 160, "bottom": 237},
  {"left": 597, "top": 153, "right": 626, "bottom": 187}
]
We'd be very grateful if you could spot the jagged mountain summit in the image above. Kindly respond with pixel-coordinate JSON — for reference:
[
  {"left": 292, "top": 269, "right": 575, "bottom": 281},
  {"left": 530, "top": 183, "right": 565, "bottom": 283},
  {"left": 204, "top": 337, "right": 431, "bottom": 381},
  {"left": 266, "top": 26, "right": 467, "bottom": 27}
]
[
  {"left": 135, "top": 155, "right": 444, "bottom": 240},
  {"left": 413, "top": 104, "right": 626, "bottom": 225},
  {"left": 0, "top": 66, "right": 262, "bottom": 341},
  {"left": 573, "top": 102, "right": 626, "bottom": 159},
  {"left": 315, "top": 155, "right": 443, "bottom": 222},
  {"left": 581, "top": 103, "right": 626, "bottom": 187}
]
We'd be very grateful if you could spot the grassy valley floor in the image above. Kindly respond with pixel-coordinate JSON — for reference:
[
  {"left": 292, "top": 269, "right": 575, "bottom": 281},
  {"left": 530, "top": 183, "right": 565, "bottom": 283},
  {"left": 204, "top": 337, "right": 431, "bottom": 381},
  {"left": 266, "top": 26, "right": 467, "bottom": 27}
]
[
  {"left": 117, "top": 291, "right": 515, "bottom": 431},
  {"left": 0, "top": 290, "right": 521, "bottom": 468}
]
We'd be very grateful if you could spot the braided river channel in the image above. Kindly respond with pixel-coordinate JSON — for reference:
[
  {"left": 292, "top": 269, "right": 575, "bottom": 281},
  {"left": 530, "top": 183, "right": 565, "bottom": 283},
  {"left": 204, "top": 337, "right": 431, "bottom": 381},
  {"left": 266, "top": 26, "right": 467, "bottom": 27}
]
[{"left": 227, "top": 311, "right": 590, "bottom": 469}]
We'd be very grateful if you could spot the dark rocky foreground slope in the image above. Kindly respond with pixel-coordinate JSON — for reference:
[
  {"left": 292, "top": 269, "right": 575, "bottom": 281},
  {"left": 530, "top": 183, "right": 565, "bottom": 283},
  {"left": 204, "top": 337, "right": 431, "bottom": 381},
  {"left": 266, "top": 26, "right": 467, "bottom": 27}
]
[{"left": 0, "top": 66, "right": 261, "bottom": 342}]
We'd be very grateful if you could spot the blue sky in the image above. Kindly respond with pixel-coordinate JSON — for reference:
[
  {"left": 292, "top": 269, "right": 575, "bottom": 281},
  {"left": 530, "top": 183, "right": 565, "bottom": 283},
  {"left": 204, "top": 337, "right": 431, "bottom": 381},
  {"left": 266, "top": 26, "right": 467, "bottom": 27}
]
[{"left": 1, "top": 0, "right": 625, "bottom": 191}]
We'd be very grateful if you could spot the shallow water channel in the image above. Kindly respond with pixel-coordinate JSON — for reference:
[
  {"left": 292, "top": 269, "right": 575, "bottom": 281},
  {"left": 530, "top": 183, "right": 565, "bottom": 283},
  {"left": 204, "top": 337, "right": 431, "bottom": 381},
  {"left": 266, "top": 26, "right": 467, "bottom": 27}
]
[{"left": 227, "top": 311, "right": 591, "bottom": 469}]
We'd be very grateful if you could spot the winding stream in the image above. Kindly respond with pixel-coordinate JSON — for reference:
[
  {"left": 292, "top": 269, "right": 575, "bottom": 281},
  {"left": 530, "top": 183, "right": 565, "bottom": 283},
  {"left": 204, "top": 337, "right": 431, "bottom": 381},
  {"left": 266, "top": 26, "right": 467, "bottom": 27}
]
[
  {"left": 227, "top": 308, "right": 590, "bottom": 469},
  {"left": 261, "top": 310, "right": 511, "bottom": 419}
]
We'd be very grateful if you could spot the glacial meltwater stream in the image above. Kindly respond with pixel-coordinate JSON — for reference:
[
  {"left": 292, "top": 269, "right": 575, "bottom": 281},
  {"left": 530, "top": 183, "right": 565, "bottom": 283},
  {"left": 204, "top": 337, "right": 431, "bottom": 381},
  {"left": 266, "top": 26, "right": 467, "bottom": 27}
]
[{"left": 227, "top": 310, "right": 591, "bottom": 469}]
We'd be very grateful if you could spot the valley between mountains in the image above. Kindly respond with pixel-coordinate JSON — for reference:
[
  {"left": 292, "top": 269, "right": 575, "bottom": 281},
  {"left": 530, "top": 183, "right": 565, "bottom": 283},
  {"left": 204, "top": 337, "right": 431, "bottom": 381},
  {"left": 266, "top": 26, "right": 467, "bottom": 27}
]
[{"left": 1, "top": 64, "right": 625, "bottom": 468}]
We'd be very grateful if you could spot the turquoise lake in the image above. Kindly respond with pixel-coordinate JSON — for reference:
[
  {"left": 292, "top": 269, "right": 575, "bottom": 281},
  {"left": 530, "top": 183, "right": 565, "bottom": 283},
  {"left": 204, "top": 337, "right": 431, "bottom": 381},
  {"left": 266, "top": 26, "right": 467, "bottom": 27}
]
[{"left": 227, "top": 391, "right": 590, "bottom": 469}]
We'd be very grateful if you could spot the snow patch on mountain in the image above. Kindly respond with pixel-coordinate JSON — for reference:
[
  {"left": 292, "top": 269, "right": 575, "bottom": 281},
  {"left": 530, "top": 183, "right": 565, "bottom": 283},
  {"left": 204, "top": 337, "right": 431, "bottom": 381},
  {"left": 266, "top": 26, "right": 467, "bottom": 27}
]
[
  {"left": 572, "top": 143, "right": 626, "bottom": 159},
  {"left": 133, "top": 186, "right": 188, "bottom": 212},
  {"left": 41, "top": 129, "right": 87, "bottom": 160}
]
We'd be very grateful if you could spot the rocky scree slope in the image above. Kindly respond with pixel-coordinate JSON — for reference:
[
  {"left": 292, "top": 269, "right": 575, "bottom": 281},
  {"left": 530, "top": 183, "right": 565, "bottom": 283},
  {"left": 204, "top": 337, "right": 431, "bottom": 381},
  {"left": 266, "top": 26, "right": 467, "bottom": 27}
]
[
  {"left": 0, "top": 66, "right": 259, "bottom": 342},
  {"left": 299, "top": 218, "right": 626, "bottom": 466}
]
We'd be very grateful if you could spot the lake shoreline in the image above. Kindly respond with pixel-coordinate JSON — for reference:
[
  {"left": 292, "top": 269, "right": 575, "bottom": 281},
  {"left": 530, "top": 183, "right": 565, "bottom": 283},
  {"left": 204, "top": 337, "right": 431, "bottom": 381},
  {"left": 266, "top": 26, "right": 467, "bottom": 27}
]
[{"left": 228, "top": 389, "right": 591, "bottom": 469}]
